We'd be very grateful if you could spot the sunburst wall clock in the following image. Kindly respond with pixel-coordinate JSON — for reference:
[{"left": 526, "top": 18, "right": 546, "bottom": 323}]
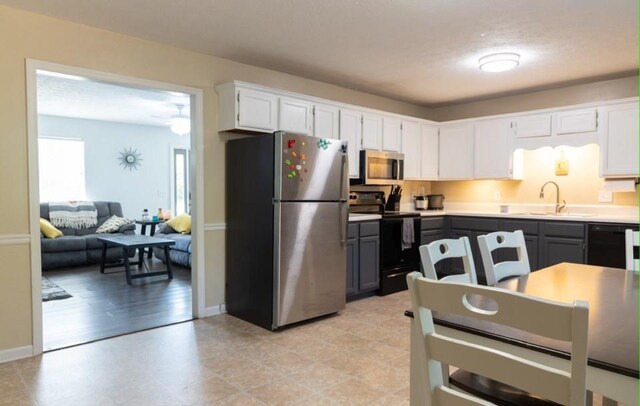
[{"left": 118, "top": 147, "right": 143, "bottom": 171}]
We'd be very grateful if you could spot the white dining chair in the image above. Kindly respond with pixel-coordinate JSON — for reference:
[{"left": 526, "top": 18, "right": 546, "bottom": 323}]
[
  {"left": 419, "top": 236, "right": 478, "bottom": 284},
  {"left": 477, "top": 230, "right": 531, "bottom": 286},
  {"left": 406, "top": 271, "right": 589, "bottom": 406},
  {"left": 625, "top": 229, "right": 639, "bottom": 271}
]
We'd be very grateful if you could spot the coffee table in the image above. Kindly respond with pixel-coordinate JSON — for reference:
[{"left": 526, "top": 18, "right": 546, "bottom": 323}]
[{"left": 97, "top": 235, "right": 176, "bottom": 285}]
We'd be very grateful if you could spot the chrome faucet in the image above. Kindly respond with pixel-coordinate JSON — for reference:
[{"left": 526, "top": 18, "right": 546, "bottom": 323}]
[{"left": 539, "top": 181, "right": 566, "bottom": 214}]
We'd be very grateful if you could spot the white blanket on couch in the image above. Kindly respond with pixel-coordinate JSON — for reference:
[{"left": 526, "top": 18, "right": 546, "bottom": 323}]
[{"left": 48, "top": 201, "right": 98, "bottom": 229}]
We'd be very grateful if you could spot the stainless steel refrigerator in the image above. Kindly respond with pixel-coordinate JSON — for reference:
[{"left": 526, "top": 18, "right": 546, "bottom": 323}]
[{"left": 226, "top": 131, "right": 348, "bottom": 330}]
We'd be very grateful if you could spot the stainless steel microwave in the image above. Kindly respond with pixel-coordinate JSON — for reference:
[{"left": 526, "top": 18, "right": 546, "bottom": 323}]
[{"left": 353, "top": 150, "right": 404, "bottom": 185}]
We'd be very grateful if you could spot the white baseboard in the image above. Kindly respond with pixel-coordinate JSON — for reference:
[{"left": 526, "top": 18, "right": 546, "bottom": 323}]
[
  {"left": 0, "top": 345, "right": 33, "bottom": 364},
  {"left": 204, "top": 303, "right": 227, "bottom": 317}
]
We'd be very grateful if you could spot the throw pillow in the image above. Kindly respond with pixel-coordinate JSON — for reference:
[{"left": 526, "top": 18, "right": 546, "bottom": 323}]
[
  {"left": 166, "top": 214, "right": 191, "bottom": 234},
  {"left": 40, "top": 218, "right": 63, "bottom": 239},
  {"left": 96, "top": 215, "right": 134, "bottom": 234}
]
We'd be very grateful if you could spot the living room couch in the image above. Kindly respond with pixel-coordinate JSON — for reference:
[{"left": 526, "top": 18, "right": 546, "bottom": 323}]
[
  {"left": 152, "top": 224, "right": 191, "bottom": 267},
  {"left": 40, "top": 201, "right": 136, "bottom": 269}
]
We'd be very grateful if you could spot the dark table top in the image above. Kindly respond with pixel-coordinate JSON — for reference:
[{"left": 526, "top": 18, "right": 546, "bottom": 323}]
[
  {"left": 96, "top": 234, "right": 175, "bottom": 248},
  {"left": 406, "top": 263, "right": 639, "bottom": 378},
  {"left": 135, "top": 219, "right": 165, "bottom": 225}
]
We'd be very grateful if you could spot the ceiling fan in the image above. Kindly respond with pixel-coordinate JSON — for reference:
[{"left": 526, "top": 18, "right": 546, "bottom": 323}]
[{"left": 153, "top": 103, "right": 191, "bottom": 136}]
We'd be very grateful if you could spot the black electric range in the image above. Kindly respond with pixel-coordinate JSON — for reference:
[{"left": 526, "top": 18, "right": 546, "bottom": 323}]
[{"left": 349, "top": 191, "right": 421, "bottom": 296}]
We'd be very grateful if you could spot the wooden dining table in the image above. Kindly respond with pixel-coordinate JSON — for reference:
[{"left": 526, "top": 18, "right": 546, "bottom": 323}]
[{"left": 407, "top": 263, "right": 639, "bottom": 405}]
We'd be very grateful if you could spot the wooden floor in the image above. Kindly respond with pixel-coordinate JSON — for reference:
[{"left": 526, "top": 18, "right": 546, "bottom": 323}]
[{"left": 42, "top": 257, "right": 192, "bottom": 351}]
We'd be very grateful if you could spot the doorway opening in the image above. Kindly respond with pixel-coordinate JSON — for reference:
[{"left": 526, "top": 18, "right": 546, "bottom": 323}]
[{"left": 27, "top": 61, "right": 205, "bottom": 353}]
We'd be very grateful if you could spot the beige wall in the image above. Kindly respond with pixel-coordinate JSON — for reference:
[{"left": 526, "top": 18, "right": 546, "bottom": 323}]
[
  {"left": 430, "top": 76, "right": 639, "bottom": 121},
  {"left": 431, "top": 144, "right": 639, "bottom": 206},
  {"left": 0, "top": 5, "right": 433, "bottom": 352}
]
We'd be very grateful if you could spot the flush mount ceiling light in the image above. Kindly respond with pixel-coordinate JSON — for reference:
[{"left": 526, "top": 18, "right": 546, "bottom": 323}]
[
  {"left": 478, "top": 52, "right": 520, "bottom": 73},
  {"left": 170, "top": 104, "right": 190, "bottom": 136}
]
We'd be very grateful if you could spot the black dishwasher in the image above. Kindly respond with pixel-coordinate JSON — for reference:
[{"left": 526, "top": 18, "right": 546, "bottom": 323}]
[{"left": 587, "top": 223, "right": 639, "bottom": 269}]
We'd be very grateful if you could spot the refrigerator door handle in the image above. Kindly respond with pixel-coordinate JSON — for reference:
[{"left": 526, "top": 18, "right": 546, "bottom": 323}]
[
  {"left": 339, "top": 154, "right": 348, "bottom": 203},
  {"left": 339, "top": 203, "right": 347, "bottom": 245}
]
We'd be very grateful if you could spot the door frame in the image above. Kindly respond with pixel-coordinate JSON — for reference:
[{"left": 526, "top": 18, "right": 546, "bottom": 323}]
[{"left": 26, "top": 59, "right": 206, "bottom": 354}]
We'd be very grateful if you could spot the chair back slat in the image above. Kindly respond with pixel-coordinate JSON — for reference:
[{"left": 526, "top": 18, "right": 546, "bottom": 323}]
[
  {"left": 478, "top": 230, "right": 530, "bottom": 285},
  {"left": 407, "top": 272, "right": 589, "bottom": 406},
  {"left": 420, "top": 237, "right": 477, "bottom": 284},
  {"left": 625, "top": 229, "right": 639, "bottom": 271},
  {"left": 427, "top": 334, "right": 571, "bottom": 404}
]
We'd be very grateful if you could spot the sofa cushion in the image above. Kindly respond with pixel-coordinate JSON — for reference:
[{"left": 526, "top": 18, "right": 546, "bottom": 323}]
[
  {"left": 40, "top": 218, "right": 63, "bottom": 239},
  {"left": 96, "top": 215, "right": 134, "bottom": 234},
  {"left": 160, "top": 233, "right": 192, "bottom": 253},
  {"left": 41, "top": 236, "right": 87, "bottom": 253},
  {"left": 165, "top": 214, "right": 191, "bottom": 234}
]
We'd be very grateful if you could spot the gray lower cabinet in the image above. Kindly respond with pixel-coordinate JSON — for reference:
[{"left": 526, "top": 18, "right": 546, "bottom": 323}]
[
  {"left": 346, "top": 221, "right": 380, "bottom": 300},
  {"left": 420, "top": 217, "right": 445, "bottom": 276},
  {"left": 539, "top": 221, "right": 586, "bottom": 268}
]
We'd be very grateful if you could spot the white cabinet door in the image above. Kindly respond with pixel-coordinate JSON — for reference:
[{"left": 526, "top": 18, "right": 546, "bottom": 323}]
[
  {"left": 339, "top": 109, "right": 362, "bottom": 178},
  {"left": 514, "top": 114, "right": 551, "bottom": 138},
  {"left": 600, "top": 103, "right": 639, "bottom": 177},
  {"left": 313, "top": 103, "right": 339, "bottom": 139},
  {"left": 361, "top": 113, "right": 383, "bottom": 150},
  {"left": 278, "top": 97, "right": 312, "bottom": 135},
  {"left": 400, "top": 120, "right": 420, "bottom": 179},
  {"left": 474, "top": 119, "right": 514, "bottom": 179},
  {"left": 382, "top": 116, "right": 402, "bottom": 152},
  {"left": 420, "top": 124, "right": 439, "bottom": 180},
  {"left": 439, "top": 124, "right": 473, "bottom": 180},
  {"left": 555, "top": 108, "right": 598, "bottom": 135},
  {"left": 237, "top": 88, "right": 278, "bottom": 132}
]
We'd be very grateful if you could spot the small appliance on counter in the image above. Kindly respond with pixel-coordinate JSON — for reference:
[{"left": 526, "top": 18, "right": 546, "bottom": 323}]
[
  {"left": 415, "top": 195, "right": 428, "bottom": 210},
  {"left": 427, "top": 194, "right": 445, "bottom": 210}
]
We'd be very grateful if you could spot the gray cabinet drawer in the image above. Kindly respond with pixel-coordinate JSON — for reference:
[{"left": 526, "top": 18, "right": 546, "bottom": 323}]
[
  {"left": 450, "top": 217, "right": 499, "bottom": 231},
  {"left": 543, "top": 222, "right": 585, "bottom": 238},
  {"left": 421, "top": 217, "right": 444, "bottom": 231},
  {"left": 347, "top": 223, "right": 359, "bottom": 238},
  {"left": 500, "top": 219, "right": 538, "bottom": 235},
  {"left": 359, "top": 221, "right": 380, "bottom": 237}
]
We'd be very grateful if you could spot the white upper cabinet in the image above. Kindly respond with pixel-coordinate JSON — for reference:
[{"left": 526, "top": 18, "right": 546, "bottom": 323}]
[
  {"left": 382, "top": 116, "right": 402, "bottom": 152},
  {"left": 600, "top": 102, "right": 639, "bottom": 178},
  {"left": 439, "top": 124, "right": 474, "bottom": 180},
  {"left": 420, "top": 124, "right": 439, "bottom": 180},
  {"left": 312, "top": 103, "right": 339, "bottom": 139},
  {"left": 400, "top": 120, "right": 420, "bottom": 179},
  {"left": 217, "top": 83, "right": 277, "bottom": 133},
  {"left": 554, "top": 108, "right": 598, "bottom": 135},
  {"left": 473, "top": 119, "right": 519, "bottom": 179},
  {"left": 361, "top": 113, "right": 383, "bottom": 150},
  {"left": 514, "top": 114, "right": 552, "bottom": 138},
  {"left": 339, "top": 109, "right": 362, "bottom": 178},
  {"left": 278, "top": 97, "right": 312, "bottom": 135}
]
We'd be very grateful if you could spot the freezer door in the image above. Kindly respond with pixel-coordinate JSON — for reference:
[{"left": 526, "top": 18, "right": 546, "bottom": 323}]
[
  {"left": 275, "top": 131, "right": 348, "bottom": 201},
  {"left": 274, "top": 202, "right": 347, "bottom": 327}
]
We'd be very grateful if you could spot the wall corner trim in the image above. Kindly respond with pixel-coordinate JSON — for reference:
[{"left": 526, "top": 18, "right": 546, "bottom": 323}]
[
  {"left": 0, "top": 345, "right": 34, "bottom": 364},
  {"left": 204, "top": 304, "right": 227, "bottom": 317},
  {"left": 0, "top": 234, "right": 31, "bottom": 246}
]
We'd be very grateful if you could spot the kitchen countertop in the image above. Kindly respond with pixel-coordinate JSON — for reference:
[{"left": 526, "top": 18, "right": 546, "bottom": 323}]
[
  {"left": 413, "top": 210, "right": 638, "bottom": 224},
  {"left": 349, "top": 210, "right": 637, "bottom": 223}
]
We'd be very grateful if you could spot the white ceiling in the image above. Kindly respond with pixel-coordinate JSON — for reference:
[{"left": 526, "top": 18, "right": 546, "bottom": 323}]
[
  {"left": 9, "top": 0, "right": 639, "bottom": 107},
  {"left": 37, "top": 73, "right": 190, "bottom": 127}
]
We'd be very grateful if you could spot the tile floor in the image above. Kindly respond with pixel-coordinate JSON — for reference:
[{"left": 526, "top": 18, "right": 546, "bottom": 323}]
[{"left": 1, "top": 290, "right": 605, "bottom": 405}]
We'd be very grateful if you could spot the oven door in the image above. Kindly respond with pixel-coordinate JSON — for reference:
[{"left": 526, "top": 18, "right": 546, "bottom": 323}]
[{"left": 381, "top": 217, "right": 420, "bottom": 269}]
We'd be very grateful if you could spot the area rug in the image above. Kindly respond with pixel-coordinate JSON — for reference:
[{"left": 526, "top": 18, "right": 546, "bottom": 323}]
[{"left": 42, "top": 277, "right": 72, "bottom": 302}]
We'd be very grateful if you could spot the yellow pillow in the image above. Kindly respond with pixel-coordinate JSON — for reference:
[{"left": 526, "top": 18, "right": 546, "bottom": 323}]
[
  {"left": 40, "top": 218, "right": 63, "bottom": 239},
  {"left": 166, "top": 214, "right": 191, "bottom": 234}
]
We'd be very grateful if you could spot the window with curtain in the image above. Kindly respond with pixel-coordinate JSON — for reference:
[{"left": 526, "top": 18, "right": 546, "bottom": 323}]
[{"left": 38, "top": 138, "right": 86, "bottom": 202}]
